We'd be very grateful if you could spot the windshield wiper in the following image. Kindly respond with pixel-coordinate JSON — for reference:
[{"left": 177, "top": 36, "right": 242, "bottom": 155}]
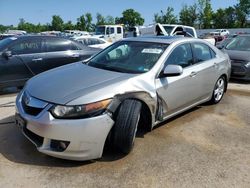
[{"left": 101, "top": 66, "right": 127, "bottom": 73}]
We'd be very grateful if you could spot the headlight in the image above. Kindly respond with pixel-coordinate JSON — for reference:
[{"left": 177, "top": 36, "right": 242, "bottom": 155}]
[
  {"left": 50, "top": 99, "right": 112, "bottom": 119},
  {"left": 245, "top": 62, "right": 250, "bottom": 68}
]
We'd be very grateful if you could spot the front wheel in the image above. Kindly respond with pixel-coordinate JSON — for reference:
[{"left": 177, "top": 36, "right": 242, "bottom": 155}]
[
  {"left": 112, "top": 99, "right": 142, "bottom": 154},
  {"left": 210, "top": 76, "right": 226, "bottom": 104}
]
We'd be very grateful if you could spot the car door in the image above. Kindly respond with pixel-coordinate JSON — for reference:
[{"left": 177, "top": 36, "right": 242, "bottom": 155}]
[
  {"left": 191, "top": 42, "right": 218, "bottom": 96},
  {"left": 42, "top": 37, "right": 83, "bottom": 71},
  {"left": 15, "top": 37, "right": 48, "bottom": 75},
  {"left": 155, "top": 43, "right": 205, "bottom": 117},
  {"left": 0, "top": 38, "right": 43, "bottom": 88}
]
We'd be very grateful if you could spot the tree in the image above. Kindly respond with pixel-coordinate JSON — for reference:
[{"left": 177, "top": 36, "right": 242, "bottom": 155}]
[
  {"left": 76, "top": 15, "right": 86, "bottom": 30},
  {"left": 17, "top": 18, "right": 38, "bottom": 32},
  {"left": 120, "top": 9, "right": 144, "bottom": 27},
  {"left": 213, "top": 8, "right": 227, "bottom": 28},
  {"left": 197, "top": 0, "right": 213, "bottom": 29},
  {"left": 96, "top": 13, "right": 106, "bottom": 25},
  {"left": 203, "top": 0, "right": 213, "bottom": 28},
  {"left": 179, "top": 4, "right": 198, "bottom": 26},
  {"left": 225, "top": 6, "right": 237, "bottom": 28},
  {"left": 235, "top": 0, "right": 250, "bottom": 27},
  {"left": 18, "top": 18, "right": 26, "bottom": 29},
  {"left": 85, "top": 13, "right": 93, "bottom": 31},
  {"left": 154, "top": 7, "right": 178, "bottom": 24},
  {"left": 51, "top": 15, "right": 64, "bottom": 31},
  {"left": 64, "top": 21, "right": 75, "bottom": 30},
  {"left": 0, "top": 24, "right": 12, "bottom": 33},
  {"left": 105, "top": 15, "right": 115, "bottom": 25}
]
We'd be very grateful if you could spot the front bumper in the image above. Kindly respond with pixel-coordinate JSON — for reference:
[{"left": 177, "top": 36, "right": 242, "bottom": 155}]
[
  {"left": 15, "top": 91, "right": 114, "bottom": 161},
  {"left": 231, "top": 62, "right": 250, "bottom": 81}
]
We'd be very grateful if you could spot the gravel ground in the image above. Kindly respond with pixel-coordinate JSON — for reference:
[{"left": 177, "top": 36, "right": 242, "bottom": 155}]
[{"left": 0, "top": 83, "right": 249, "bottom": 188}]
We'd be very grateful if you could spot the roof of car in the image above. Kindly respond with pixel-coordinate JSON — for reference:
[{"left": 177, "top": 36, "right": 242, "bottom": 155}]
[
  {"left": 13, "top": 35, "right": 61, "bottom": 39},
  {"left": 123, "top": 36, "right": 196, "bottom": 44}
]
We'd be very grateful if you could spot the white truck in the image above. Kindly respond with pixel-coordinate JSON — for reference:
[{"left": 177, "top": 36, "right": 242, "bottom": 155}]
[
  {"left": 94, "top": 25, "right": 124, "bottom": 42},
  {"left": 127, "top": 23, "right": 215, "bottom": 45}
]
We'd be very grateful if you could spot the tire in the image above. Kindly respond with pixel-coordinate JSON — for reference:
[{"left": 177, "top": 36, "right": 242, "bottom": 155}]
[
  {"left": 112, "top": 99, "right": 142, "bottom": 154},
  {"left": 210, "top": 76, "right": 226, "bottom": 104}
]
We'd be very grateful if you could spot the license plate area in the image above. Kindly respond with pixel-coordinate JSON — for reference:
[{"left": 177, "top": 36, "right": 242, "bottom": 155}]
[{"left": 15, "top": 113, "right": 26, "bottom": 129}]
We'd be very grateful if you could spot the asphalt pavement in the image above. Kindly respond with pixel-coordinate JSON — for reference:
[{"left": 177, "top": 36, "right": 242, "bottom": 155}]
[{"left": 0, "top": 83, "right": 249, "bottom": 188}]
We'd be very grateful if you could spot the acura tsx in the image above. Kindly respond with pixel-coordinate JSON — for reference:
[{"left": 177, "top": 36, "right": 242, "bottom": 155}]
[{"left": 15, "top": 36, "right": 231, "bottom": 161}]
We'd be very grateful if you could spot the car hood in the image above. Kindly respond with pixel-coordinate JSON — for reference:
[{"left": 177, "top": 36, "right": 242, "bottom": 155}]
[
  {"left": 26, "top": 62, "right": 136, "bottom": 105},
  {"left": 224, "top": 49, "right": 250, "bottom": 62}
]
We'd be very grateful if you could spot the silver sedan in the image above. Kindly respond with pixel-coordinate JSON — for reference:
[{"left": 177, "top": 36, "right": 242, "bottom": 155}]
[{"left": 15, "top": 36, "right": 231, "bottom": 161}]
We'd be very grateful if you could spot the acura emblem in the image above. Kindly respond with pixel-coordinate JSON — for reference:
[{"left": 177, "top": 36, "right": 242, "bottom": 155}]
[{"left": 24, "top": 93, "right": 31, "bottom": 106}]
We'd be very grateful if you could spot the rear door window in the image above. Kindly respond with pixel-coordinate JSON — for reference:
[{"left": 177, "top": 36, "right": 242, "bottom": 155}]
[
  {"left": 8, "top": 38, "right": 42, "bottom": 55},
  {"left": 46, "top": 38, "right": 75, "bottom": 52},
  {"left": 192, "top": 43, "right": 215, "bottom": 63}
]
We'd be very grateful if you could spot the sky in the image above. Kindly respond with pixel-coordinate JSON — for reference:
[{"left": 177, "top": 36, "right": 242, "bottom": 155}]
[{"left": 0, "top": 0, "right": 239, "bottom": 26}]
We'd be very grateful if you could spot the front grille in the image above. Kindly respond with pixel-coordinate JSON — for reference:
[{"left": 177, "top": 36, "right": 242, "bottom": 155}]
[
  {"left": 23, "top": 127, "right": 43, "bottom": 147},
  {"left": 21, "top": 99, "right": 43, "bottom": 116},
  {"left": 21, "top": 92, "right": 47, "bottom": 116}
]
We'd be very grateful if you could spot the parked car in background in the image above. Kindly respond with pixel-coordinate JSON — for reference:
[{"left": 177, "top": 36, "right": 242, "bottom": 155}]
[
  {"left": 223, "top": 34, "right": 250, "bottom": 81},
  {"left": 199, "top": 33, "right": 216, "bottom": 46},
  {"left": 210, "top": 29, "right": 230, "bottom": 37},
  {"left": 15, "top": 36, "right": 230, "bottom": 161},
  {"left": 0, "top": 35, "right": 100, "bottom": 92},
  {"left": 0, "top": 34, "right": 16, "bottom": 40},
  {"left": 216, "top": 34, "right": 237, "bottom": 49},
  {"left": 74, "top": 36, "right": 112, "bottom": 49}
]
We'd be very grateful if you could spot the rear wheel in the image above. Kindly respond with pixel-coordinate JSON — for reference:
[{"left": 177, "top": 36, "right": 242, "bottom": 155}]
[
  {"left": 112, "top": 99, "right": 142, "bottom": 154},
  {"left": 210, "top": 76, "right": 226, "bottom": 104}
]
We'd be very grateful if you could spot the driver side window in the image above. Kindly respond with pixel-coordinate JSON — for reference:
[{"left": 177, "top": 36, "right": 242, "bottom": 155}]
[{"left": 165, "top": 43, "right": 193, "bottom": 68}]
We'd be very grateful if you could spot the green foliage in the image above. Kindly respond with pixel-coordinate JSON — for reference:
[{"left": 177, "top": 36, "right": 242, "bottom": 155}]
[
  {"left": 76, "top": 15, "right": 86, "bottom": 30},
  {"left": 154, "top": 7, "right": 178, "bottom": 24},
  {"left": 85, "top": 13, "right": 93, "bottom": 31},
  {"left": 235, "top": 0, "right": 250, "bottom": 27},
  {"left": 51, "top": 15, "right": 64, "bottom": 31},
  {"left": 196, "top": 0, "right": 213, "bottom": 29},
  {"left": 120, "top": 9, "right": 144, "bottom": 27},
  {"left": 179, "top": 4, "right": 198, "bottom": 26},
  {"left": 64, "top": 21, "right": 75, "bottom": 30},
  {"left": 0, "top": 24, "right": 15, "bottom": 33},
  {"left": 96, "top": 13, "right": 106, "bottom": 25},
  {"left": 105, "top": 16, "right": 115, "bottom": 25}
]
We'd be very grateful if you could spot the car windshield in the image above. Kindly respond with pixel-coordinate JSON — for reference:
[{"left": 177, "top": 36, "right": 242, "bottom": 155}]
[
  {"left": 95, "top": 26, "right": 105, "bottom": 35},
  {"left": 87, "top": 41, "right": 168, "bottom": 74},
  {"left": 0, "top": 37, "right": 16, "bottom": 51},
  {"left": 226, "top": 36, "right": 250, "bottom": 51}
]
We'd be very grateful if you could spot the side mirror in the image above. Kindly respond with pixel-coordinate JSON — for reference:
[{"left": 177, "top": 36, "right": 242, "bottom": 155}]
[
  {"left": 2, "top": 51, "right": 12, "bottom": 59},
  {"left": 160, "top": 65, "right": 183, "bottom": 77}
]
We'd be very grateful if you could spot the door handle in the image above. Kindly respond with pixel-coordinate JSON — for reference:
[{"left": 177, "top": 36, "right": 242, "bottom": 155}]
[
  {"left": 71, "top": 54, "right": 80, "bottom": 58},
  {"left": 190, "top": 71, "right": 197, "bottom": 77},
  {"left": 32, "top": 58, "right": 43, "bottom": 61},
  {"left": 214, "top": 62, "right": 218, "bottom": 67}
]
